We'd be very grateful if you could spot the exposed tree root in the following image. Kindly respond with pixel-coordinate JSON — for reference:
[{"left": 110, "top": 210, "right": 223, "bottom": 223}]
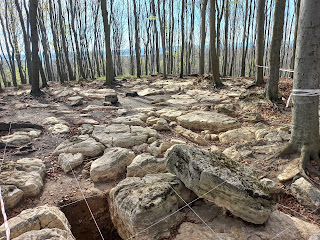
[{"left": 275, "top": 142, "right": 320, "bottom": 187}]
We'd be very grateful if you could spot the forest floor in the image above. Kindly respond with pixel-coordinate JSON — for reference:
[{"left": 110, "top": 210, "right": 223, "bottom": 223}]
[{"left": 0, "top": 75, "right": 319, "bottom": 239}]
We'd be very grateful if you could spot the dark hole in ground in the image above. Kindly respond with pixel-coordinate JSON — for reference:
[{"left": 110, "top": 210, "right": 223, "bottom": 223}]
[{"left": 61, "top": 194, "right": 122, "bottom": 240}]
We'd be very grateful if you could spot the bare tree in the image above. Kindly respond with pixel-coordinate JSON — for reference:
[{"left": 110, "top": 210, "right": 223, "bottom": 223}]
[
  {"left": 180, "top": 0, "right": 185, "bottom": 78},
  {"left": 278, "top": 0, "right": 320, "bottom": 178},
  {"left": 265, "top": 0, "right": 286, "bottom": 101},
  {"left": 100, "top": 0, "right": 115, "bottom": 85},
  {"left": 255, "top": 0, "right": 265, "bottom": 85},
  {"left": 30, "top": 0, "right": 42, "bottom": 96},
  {"left": 133, "top": 0, "right": 141, "bottom": 77},
  {"left": 210, "top": 0, "right": 222, "bottom": 86}
]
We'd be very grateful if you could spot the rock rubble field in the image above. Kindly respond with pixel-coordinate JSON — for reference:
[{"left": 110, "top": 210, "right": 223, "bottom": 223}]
[{"left": 0, "top": 76, "right": 319, "bottom": 239}]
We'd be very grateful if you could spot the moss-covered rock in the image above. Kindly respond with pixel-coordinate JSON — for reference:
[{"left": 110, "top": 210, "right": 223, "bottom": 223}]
[{"left": 165, "top": 144, "right": 276, "bottom": 224}]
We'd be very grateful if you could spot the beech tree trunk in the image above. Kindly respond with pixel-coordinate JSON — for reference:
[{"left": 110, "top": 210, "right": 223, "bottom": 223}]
[
  {"left": 180, "top": 0, "right": 185, "bottom": 78},
  {"left": 290, "top": 0, "right": 301, "bottom": 78},
  {"left": 14, "top": 0, "right": 32, "bottom": 83},
  {"left": 30, "top": 0, "right": 42, "bottom": 96},
  {"left": 210, "top": 0, "right": 222, "bottom": 86},
  {"left": 133, "top": 0, "right": 141, "bottom": 78},
  {"left": 199, "top": 0, "right": 208, "bottom": 76},
  {"left": 255, "top": 0, "right": 265, "bottom": 85},
  {"left": 100, "top": 0, "right": 115, "bottom": 85},
  {"left": 288, "top": 0, "right": 320, "bottom": 168},
  {"left": 265, "top": 0, "right": 286, "bottom": 101}
]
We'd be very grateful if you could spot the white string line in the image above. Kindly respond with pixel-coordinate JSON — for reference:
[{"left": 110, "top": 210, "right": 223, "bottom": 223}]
[
  {"left": 0, "top": 123, "right": 11, "bottom": 240},
  {"left": 256, "top": 65, "right": 295, "bottom": 73},
  {"left": 286, "top": 89, "right": 320, "bottom": 107}
]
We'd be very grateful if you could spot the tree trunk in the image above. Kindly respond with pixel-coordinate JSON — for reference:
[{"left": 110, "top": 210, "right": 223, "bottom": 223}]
[
  {"left": 199, "top": 0, "right": 208, "bottom": 76},
  {"left": 0, "top": 56, "right": 7, "bottom": 87},
  {"left": 210, "top": 0, "right": 222, "bottom": 86},
  {"left": 158, "top": 0, "right": 167, "bottom": 79},
  {"left": 240, "top": 0, "right": 249, "bottom": 77},
  {"left": 48, "top": 0, "right": 65, "bottom": 83},
  {"left": 38, "top": 4, "right": 54, "bottom": 83},
  {"left": 223, "top": 0, "right": 229, "bottom": 76},
  {"left": 229, "top": 3, "right": 237, "bottom": 76},
  {"left": 255, "top": 0, "right": 265, "bottom": 85},
  {"left": 14, "top": 0, "right": 32, "bottom": 84},
  {"left": 286, "top": 0, "right": 320, "bottom": 169},
  {"left": 100, "top": 0, "right": 115, "bottom": 85},
  {"left": 133, "top": 0, "right": 141, "bottom": 78},
  {"left": 30, "top": 0, "right": 42, "bottom": 96},
  {"left": 151, "top": 0, "right": 160, "bottom": 74},
  {"left": 290, "top": 0, "right": 301, "bottom": 78},
  {"left": 57, "top": 0, "right": 75, "bottom": 81},
  {"left": 180, "top": 0, "right": 185, "bottom": 78},
  {"left": 265, "top": 0, "right": 286, "bottom": 101},
  {"left": 69, "top": 0, "right": 86, "bottom": 80}
]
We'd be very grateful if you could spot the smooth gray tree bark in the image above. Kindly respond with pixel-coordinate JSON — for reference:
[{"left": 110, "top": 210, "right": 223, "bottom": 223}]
[
  {"left": 265, "top": 0, "right": 286, "bottom": 101},
  {"left": 255, "top": 0, "right": 265, "bottom": 85},
  {"left": 279, "top": 0, "right": 320, "bottom": 172},
  {"left": 199, "top": 0, "right": 208, "bottom": 76},
  {"left": 210, "top": 0, "right": 222, "bottom": 87}
]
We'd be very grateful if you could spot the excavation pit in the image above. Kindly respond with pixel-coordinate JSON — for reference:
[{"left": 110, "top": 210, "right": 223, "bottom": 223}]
[{"left": 60, "top": 193, "right": 121, "bottom": 240}]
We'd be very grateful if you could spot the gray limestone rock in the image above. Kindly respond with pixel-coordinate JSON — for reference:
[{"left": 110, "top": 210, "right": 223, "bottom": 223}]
[
  {"left": 90, "top": 147, "right": 135, "bottom": 182},
  {"left": 126, "top": 153, "right": 166, "bottom": 177},
  {"left": 0, "top": 205, "right": 71, "bottom": 239},
  {"left": 53, "top": 136, "right": 105, "bottom": 157},
  {"left": 165, "top": 144, "right": 275, "bottom": 224},
  {"left": 176, "top": 111, "right": 240, "bottom": 132},
  {"left": 58, "top": 153, "right": 84, "bottom": 173},
  {"left": 109, "top": 173, "right": 195, "bottom": 240}
]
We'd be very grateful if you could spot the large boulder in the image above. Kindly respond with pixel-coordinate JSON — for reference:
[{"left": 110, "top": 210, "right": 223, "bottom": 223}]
[
  {"left": 53, "top": 136, "right": 105, "bottom": 157},
  {"left": 90, "top": 147, "right": 135, "bottom": 182},
  {"left": 0, "top": 205, "right": 71, "bottom": 239},
  {"left": 92, "top": 124, "right": 158, "bottom": 148},
  {"left": 165, "top": 144, "right": 275, "bottom": 224},
  {"left": 176, "top": 111, "right": 240, "bottom": 132},
  {"left": 109, "top": 173, "right": 195, "bottom": 240},
  {"left": 0, "top": 171, "right": 43, "bottom": 197},
  {"left": 127, "top": 153, "right": 167, "bottom": 177},
  {"left": 13, "top": 228, "right": 75, "bottom": 240}
]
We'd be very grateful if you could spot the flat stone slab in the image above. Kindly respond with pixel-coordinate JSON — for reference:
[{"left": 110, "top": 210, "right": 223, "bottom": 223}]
[
  {"left": 137, "top": 88, "right": 164, "bottom": 96},
  {"left": 78, "top": 88, "right": 116, "bottom": 99},
  {"left": 176, "top": 111, "right": 240, "bottom": 132},
  {"left": 53, "top": 136, "right": 105, "bottom": 157},
  {"left": 165, "top": 144, "right": 275, "bottom": 224},
  {"left": 92, "top": 124, "right": 158, "bottom": 148}
]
